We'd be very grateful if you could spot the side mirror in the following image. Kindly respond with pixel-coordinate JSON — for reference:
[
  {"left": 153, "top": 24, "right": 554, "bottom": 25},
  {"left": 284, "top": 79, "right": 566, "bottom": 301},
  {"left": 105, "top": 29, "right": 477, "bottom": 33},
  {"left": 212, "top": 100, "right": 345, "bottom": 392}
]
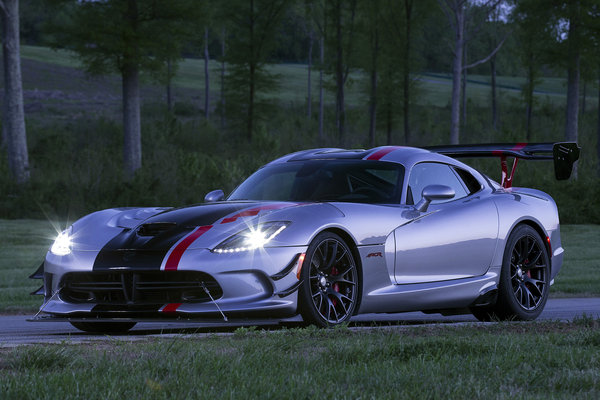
[
  {"left": 204, "top": 189, "right": 225, "bottom": 203},
  {"left": 415, "top": 185, "right": 455, "bottom": 212}
]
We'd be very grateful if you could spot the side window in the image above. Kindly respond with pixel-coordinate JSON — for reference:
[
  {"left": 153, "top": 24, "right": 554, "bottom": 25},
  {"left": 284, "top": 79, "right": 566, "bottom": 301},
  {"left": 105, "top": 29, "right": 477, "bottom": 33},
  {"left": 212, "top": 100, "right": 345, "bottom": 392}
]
[
  {"left": 453, "top": 167, "right": 482, "bottom": 194},
  {"left": 407, "top": 163, "right": 468, "bottom": 205}
]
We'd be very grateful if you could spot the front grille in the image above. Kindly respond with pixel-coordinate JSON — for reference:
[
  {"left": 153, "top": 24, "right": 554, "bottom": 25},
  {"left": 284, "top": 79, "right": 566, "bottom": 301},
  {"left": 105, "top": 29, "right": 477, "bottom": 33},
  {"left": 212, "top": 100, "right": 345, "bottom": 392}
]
[{"left": 60, "top": 271, "right": 222, "bottom": 305}]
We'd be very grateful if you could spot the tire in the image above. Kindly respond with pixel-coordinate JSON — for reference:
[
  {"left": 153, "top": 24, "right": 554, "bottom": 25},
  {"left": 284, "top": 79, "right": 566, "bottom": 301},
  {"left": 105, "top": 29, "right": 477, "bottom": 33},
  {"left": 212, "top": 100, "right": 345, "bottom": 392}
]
[
  {"left": 298, "top": 232, "right": 359, "bottom": 327},
  {"left": 471, "top": 224, "right": 550, "bottom": 321},
  {"left": 70, "top": 322, "right": 136, "bottom": 333}
]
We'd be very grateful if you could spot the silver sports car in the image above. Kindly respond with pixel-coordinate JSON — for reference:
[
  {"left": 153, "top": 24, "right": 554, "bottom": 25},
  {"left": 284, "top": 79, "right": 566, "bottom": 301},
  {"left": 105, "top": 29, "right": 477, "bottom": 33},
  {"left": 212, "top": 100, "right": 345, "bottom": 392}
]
[{"left": 30, "top": 142, "right": 580, "bottom": 332}]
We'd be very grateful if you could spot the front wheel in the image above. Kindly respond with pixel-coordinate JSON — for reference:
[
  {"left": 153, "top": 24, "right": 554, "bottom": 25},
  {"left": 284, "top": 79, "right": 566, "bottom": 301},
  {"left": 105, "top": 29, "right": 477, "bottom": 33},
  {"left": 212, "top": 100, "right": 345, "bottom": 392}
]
[
  {"left": 472, "top": 224, "right": 550, "bottom": 321},
  {"left": 298, "top": 232, "right": 359, "bottom": 327},
  {"left": 70, "top": 322, "right": 136, "bottom": 333}
]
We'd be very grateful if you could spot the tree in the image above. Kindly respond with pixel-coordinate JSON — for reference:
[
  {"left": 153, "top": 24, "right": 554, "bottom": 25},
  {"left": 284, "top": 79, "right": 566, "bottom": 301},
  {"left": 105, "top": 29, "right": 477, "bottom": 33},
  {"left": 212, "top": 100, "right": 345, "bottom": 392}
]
[
  {"left": 204, "top": 26, "right": 210, "bottom": 119},
  {"left": 0, "top": 0, "right": 29, "bottom": 184},
  {"left": 584, "top": 2, "right": 600, "bottom": 176},
  {"left": 224, "top": 0, "right": 289, "bottom": 140},
  {"left": 48, "top": 0, "right": 197, "bottom": 180},
  {"left": 357, "top": 0, "right": 381, "bottom": 147},
  {"left": 329, "top": 0, "right": 357, "bottom": 142},
  {"left": 378, "top": 0, "right": 430, "bottom": 145},
  {"left": 220, "top": 25, "right": 226, "bottom": 129},
  {"left": 438, "top": 0, "right": 507, "bottom": 144},
  {"left": 564, "top": 1, "right": 581, "bottom": 153},
  {"left": 544, "top": 0, "right": 596, "bottom": 178},
  {"left": 512, "top": 0, "right": 552, "bottom": 139},
  {"left": 306, "top": 0, "right": 327, "bottom": 141}
]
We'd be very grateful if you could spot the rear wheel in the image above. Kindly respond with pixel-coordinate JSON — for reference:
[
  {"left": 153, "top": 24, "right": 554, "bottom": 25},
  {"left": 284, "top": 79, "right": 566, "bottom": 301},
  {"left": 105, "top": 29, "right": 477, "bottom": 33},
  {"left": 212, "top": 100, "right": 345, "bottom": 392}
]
[
  {"left": 298, "top": 232, "right": 359, "bottom": 327},
  {"left": 70, "top": 322, "right": 136, "bottom": 333},
  {"left": 472, "top": 224, "right": 550, "bottom": 321}
]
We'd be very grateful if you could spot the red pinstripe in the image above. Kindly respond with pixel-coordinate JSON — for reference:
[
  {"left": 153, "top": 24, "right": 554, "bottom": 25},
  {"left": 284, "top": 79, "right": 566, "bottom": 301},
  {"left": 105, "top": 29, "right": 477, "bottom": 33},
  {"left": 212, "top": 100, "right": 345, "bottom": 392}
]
[{"left": 164, "top": 225, "right": 212, "bottom": 271}]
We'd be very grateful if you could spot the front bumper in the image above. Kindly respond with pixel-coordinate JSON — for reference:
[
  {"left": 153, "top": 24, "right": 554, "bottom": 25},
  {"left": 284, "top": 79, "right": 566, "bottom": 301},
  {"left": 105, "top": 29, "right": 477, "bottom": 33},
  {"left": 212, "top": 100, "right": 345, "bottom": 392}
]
[{"left": 34, "top": 246, "right": 307, "bottom": 319}]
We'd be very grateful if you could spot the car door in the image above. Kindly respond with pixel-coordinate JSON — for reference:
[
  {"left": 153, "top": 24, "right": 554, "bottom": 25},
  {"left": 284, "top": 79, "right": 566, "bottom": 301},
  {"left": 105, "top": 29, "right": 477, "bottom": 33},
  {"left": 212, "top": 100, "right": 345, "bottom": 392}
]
[{"left": 394, "top": 162, "right": 499, "bottom": 284}]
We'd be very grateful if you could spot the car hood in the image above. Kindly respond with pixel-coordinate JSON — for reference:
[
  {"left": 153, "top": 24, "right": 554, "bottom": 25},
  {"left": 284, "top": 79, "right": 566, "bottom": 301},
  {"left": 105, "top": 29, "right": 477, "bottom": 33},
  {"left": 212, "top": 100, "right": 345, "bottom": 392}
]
[
  {"left": 82, "top": 201, "right": 308, "bottom": 270},
  {"left": 102, "top": 201, "right": 299, "bottom": 249}
]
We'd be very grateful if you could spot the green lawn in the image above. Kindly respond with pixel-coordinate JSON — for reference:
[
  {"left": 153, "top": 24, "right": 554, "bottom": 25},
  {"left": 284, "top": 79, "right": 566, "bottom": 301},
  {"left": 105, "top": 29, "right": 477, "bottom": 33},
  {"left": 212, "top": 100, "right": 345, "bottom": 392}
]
[
  {"left": 0, "top": 220, "right": 58, "bottom": 313},
  {"left": 1, "top": 220, "right": 597, "bottom": 314},
  {"left": 552, "top": 225, "right": 600, "bottom": 296},
  {"left": 1, "top": 320, "right": 599, "bottom": 398},
  {"left": 21, "top": 45, "right": 596, "bottom": 110}
]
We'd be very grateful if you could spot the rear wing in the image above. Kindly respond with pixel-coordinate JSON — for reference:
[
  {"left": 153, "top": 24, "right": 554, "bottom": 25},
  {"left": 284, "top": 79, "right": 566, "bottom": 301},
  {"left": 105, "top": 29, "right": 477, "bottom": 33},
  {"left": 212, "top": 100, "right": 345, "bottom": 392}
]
[{"left": 425, "top": 142, "right": 580, "bottom": 188}]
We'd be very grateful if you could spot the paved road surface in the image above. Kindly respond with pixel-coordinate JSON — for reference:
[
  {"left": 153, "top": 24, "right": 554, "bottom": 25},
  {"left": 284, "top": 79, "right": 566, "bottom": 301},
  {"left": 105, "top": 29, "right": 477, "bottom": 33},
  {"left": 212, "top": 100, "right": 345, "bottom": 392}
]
[{"left": 1, "top": 297, "right": 598, "bottom": 347}]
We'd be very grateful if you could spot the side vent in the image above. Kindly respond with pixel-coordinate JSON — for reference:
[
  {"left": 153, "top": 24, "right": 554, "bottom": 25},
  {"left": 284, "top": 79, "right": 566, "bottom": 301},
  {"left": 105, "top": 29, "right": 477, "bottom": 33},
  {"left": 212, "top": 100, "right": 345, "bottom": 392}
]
[{"left": 137, "top": 222, "right": 177, "bottom": 237}]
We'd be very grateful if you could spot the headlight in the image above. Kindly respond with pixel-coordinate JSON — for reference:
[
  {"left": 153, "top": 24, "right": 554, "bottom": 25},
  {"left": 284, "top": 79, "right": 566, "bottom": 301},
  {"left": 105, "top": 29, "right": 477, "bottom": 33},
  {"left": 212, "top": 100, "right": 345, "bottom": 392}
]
[
  {"left": 213, "top": 221, "right": 289, "bottom": 253},
  {"left": 51, "top": 229, "right": 72, "bottom": 256}
]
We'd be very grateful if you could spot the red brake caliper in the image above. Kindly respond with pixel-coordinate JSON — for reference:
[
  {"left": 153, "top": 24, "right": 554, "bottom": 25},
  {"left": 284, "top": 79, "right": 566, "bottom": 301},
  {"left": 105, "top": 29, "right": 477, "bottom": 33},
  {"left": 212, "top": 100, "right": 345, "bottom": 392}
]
[{"left": 331, "top": 266, "right": 340, "bottom": 306}]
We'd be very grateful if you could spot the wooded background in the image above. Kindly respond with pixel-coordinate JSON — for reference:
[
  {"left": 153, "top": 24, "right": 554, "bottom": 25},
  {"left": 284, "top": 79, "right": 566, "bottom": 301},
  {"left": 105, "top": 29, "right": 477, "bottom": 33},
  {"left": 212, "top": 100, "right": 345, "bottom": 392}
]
[{"left": 0, "top": 0, "right": 599, "bottom": 223}]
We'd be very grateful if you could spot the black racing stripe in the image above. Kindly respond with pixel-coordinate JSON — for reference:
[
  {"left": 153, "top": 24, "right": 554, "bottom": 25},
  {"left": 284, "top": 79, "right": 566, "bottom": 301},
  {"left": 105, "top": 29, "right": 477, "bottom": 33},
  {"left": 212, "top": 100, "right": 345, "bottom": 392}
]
[{"left": 93, "top": 202, "right": 261, "bottom": 271}]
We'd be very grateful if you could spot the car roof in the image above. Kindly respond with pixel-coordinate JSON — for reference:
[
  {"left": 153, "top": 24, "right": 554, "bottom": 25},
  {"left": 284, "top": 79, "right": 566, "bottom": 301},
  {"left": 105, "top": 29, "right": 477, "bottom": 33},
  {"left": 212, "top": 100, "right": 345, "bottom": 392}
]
[
  {"left": 266, "top": 146, "right": 491, "bottom": 191},
  {"left": 268, "top": 146, "right": 460, "bottom": 169}
]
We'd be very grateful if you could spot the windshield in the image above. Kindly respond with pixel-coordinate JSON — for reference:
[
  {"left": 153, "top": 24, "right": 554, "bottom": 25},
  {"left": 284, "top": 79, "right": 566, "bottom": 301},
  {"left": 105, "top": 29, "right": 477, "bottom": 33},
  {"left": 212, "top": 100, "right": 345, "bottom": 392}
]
[{"left": 229, "top": 160, "right": 404, "bottom": 204}]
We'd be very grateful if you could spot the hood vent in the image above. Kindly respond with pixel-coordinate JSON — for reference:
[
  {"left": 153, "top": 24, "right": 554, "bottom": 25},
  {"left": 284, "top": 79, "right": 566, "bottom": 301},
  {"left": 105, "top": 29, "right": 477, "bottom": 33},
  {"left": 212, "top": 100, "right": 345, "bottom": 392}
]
[{"left": 136, "top": 222, "right": 177, "bottom": 237}]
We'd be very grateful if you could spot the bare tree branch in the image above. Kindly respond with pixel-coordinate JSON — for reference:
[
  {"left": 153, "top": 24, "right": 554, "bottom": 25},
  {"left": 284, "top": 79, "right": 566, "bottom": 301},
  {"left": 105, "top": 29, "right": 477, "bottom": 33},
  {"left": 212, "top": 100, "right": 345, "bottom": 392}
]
[{"left": 463, "top": 32, "right": 508, "bottom": 70}]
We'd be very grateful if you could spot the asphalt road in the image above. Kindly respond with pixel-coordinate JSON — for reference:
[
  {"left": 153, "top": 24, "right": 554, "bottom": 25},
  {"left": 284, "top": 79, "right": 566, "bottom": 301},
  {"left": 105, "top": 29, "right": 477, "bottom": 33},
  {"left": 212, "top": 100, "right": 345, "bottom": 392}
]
[{"left": 1, "top": 297, "right": 599, "bottom": 347}]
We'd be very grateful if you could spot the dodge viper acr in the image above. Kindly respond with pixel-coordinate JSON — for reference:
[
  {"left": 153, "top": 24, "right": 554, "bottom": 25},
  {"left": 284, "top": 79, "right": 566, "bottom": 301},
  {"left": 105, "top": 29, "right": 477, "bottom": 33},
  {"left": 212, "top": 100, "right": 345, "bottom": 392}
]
[{"left": 30, "top": 142, "right": 580, "bottom": 332}]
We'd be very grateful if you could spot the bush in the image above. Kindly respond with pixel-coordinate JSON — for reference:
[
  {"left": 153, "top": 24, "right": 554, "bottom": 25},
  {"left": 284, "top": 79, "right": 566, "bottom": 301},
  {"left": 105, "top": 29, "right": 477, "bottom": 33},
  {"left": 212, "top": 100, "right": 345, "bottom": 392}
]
[{"left": 0, "top": 98, "right": 598, "bottom": 223}]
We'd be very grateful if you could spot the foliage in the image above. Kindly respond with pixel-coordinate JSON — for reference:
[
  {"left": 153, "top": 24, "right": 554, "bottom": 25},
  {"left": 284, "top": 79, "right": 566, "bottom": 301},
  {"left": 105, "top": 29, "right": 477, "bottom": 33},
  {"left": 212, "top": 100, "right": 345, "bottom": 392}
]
[
  {"left": 44, "top": 0, "right": 199, "bottom": 77},
  {"left": 221, "top": 0, "right": 289, "bottom": 139}
]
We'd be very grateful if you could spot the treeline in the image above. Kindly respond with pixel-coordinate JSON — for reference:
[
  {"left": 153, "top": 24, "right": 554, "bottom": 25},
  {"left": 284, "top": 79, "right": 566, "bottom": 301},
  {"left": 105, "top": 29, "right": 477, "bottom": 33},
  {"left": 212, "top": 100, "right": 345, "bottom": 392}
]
[{"left": 2, "top": 0, "right": 600, "bottom": 187}]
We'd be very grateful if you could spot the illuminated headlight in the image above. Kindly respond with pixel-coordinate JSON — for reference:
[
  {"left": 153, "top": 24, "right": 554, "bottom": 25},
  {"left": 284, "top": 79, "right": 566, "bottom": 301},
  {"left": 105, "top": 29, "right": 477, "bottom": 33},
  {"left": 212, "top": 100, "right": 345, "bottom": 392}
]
[
  {"left": 51, "top": 229, "right": 72, "bottom": 256},
  {"left": 213, "top": 221, "right": 289, "bottom": 253}
]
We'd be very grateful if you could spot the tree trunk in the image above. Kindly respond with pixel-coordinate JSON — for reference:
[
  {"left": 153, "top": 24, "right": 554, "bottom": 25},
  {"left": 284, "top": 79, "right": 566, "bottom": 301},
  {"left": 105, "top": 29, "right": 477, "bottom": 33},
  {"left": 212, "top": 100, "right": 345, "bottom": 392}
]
[
  {"left": 368, "top": 27, "right": 378, "bottom": 148},
  {"left": 204, "top": 26, "right": 210, "bottom": 119},
  {"left": 247, "top": 0, "right": 255, "bottom": 140},
  {"left": 581, "top": 80, "right": 586, "bottom": 116},
  {"left": 461, "top": 41, "right": 467, "bottom": 132},
  {"left": 403, "top": 0, "right": 412, "bottom": 145},
  {"left": 166, "top": 58, "right": 172, "bottom": 112},
  {"left": 248, "top": 65, "right": 254, "bottom": 140},
  {"left": 318, "top": 35, "right": 324, "bottom": 142},
  {"left": 386, "top": 104, "right": 392, "bottom": 145},
  {"left": 1, "top": 0, "right": 29, "bottom": 184},
  {"left": 122, "top": 64, "right": 142, "bottom": 180},
  {"left": 307, "top": 29, "right": 313, "bottom": 118},
  {"left": 335, "top": 0, "right": 346, "bottom": 142},
  {"left": 0, "top": 121, "right": 6, "bottom": 150},
  {"left": 525, "top": 56, "right": 534, "bottom": 141},
  {"left": 220, "top": 26, "right": 226, "bottom": 129},
  {"left": 597, "top": 67, "right": 600, "bottom": 177},
  {"left": 565, "top": 6, "right": 579, "bottom": 179},
  {"left": 491, "top": 55, "right": 497, "bottom": 130},
  {"left": 449, "top": 3, "right": 464, "bottom": 145}
]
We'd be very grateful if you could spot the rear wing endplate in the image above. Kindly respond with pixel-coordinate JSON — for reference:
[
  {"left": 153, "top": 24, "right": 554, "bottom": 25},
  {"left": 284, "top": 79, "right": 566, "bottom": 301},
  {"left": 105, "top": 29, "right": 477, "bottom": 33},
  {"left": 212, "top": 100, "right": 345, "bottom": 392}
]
[{"left": 426, "top": 142, "right": 580, "bottom": 188}]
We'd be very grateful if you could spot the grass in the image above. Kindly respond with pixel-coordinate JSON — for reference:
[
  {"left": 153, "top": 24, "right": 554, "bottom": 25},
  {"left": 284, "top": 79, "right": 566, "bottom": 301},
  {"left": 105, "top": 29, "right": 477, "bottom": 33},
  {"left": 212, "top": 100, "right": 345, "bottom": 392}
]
[
  {"left": 1, "top": 320, "right": 599, "bottom": 398},
  {"left": 552, "top": 225, "right": 600, "bottom": 297},
  {"left": 0, "top": 220, "right": 597, "bottom": 315},
  {"left": 0, "top": 220, "right": 58, "bottom": 313},
  {"left": 20, "top": 45, "right": 598, "bottom": 109}
]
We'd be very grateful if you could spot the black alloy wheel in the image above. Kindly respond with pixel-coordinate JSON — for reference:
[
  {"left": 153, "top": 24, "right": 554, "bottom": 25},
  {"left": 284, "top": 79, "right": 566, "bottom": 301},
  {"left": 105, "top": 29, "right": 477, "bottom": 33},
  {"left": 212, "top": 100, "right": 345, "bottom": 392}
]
[
  {"left": 299, "top": 232, "right": 359, "bottom": 327},
  {"left": 471, "top": 224, "right": 550, "bottom": 321},
  {"left": 508, "top": 231, "right": 548, "bottom": 311}
]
